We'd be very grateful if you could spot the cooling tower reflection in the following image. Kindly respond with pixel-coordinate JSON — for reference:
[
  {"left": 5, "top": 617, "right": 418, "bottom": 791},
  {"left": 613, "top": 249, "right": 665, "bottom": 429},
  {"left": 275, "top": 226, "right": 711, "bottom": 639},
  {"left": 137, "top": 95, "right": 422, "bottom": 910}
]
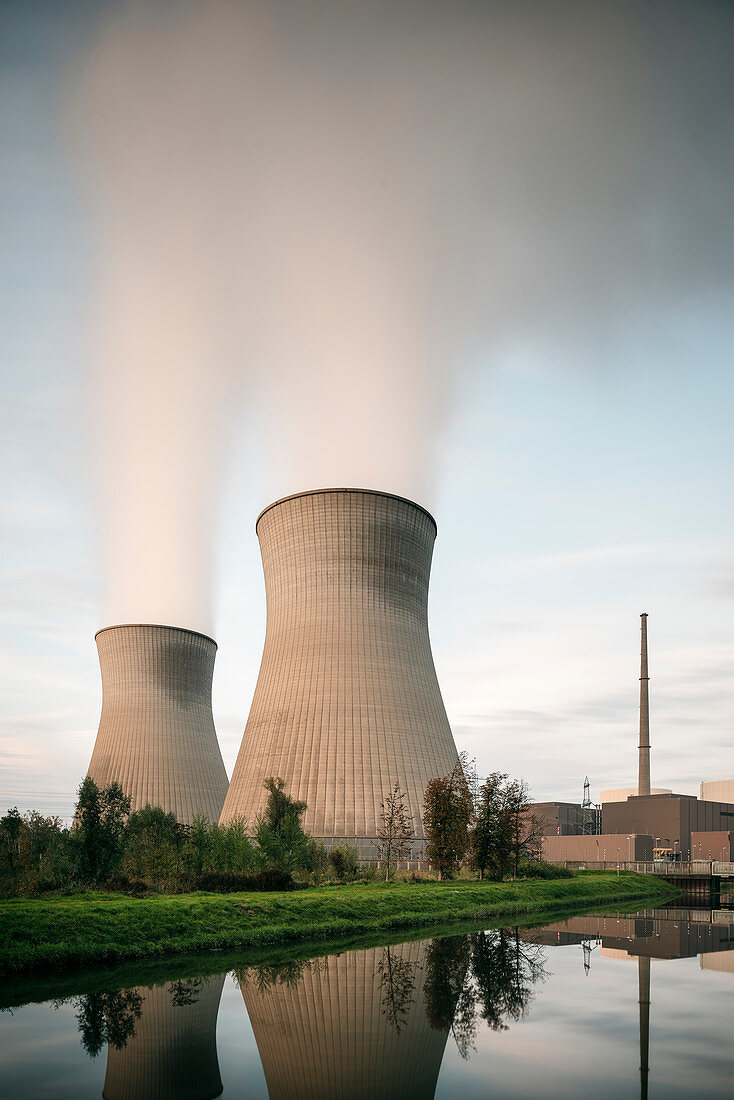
[
  {"left": 238, "top": 939, "right": 452, "bottom": 1099},
  {"left": 92, "top": 975, "right": 225, "bottom": 1100},
  {"left": 237, "top": 930, "right": 546, "bottom": 1099}
]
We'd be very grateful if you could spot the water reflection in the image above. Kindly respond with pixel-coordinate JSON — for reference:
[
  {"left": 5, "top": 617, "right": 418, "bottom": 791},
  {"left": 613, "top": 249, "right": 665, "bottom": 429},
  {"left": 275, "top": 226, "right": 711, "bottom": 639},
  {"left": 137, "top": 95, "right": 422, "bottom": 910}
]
[
  {"left": 87, "top": 976, "right": 224, "bottom": 1100},
  {"left": 530, "top": 908, "right": 734, "bottom": 1100},
  {"left": 238, "top": 939, "right": 452, "bottom": 1099},
  {"left": 3, "top": 907, "right": 732, "bottom": 1098}
]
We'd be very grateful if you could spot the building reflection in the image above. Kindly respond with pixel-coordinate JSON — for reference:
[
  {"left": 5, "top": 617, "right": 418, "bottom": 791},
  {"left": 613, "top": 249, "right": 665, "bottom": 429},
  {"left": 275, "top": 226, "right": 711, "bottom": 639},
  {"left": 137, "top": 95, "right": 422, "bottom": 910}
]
[
  {"left": 94, "top": 975, "right": 225, "bottom": 1100},
  {"left": 529, "top": 908, "right": 734, "bottom": 1100}
]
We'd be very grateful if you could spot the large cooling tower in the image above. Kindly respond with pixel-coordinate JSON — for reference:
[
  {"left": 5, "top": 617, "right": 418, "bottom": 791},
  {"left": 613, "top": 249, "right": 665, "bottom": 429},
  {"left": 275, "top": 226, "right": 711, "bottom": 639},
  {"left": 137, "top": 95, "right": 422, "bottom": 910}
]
[
  {"left": 221, "top": 488, "right": 459, "bottom": 858},
  {"left": 87, "top": 624, "right": 228, "bottom": 824}
]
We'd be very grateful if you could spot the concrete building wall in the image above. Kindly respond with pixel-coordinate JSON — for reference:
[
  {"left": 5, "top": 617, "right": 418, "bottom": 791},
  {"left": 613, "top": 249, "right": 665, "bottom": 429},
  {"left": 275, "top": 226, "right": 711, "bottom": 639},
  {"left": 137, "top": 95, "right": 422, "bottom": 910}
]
[
  {"left": 530, "top": 802, "right": 583, "bottom": 835},
  {"left": 600, "top": 787, "right": 670, "bottom": 804},
  {"left": 602, "top": 793, "right": 734, "bottom": 858},
  {"left": 221, "top": 489, "right": 459, "bottom": 858},
  {"left": 701, "top": 952, "right": 734, "bottom": 974},
  {"left": 690, "top": 831, "right": 733, "bottom": 860},
  {"left": 238, "top": 939, "right": 451, "bottom": 1099},
  {"left": 103, "top": 975, "right": 224, "bottom": 1100},
  {"left": 87, "top": 625, "right": 229, "bottom": 825},
  {"left": 541, "top": 833, "right": 652, "bottom": 863},
  {"left": 701, "top": 779, "right": 734, "bottom": 804}
]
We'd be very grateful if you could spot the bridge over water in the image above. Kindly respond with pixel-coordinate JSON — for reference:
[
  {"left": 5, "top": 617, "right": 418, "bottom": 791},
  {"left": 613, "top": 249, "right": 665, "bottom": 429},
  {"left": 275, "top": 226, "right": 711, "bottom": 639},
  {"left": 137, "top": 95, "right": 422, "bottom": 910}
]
[{"left": 557, "top": 860, "right": 734, "bottom": 902}]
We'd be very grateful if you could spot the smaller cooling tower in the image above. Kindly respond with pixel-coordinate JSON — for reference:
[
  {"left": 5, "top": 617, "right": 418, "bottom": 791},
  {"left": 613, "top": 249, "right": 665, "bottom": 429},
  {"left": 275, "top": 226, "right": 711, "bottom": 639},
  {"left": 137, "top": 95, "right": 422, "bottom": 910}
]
[
  {"left": 102, "top": 975, "right": 225, "bottom": 1100},
  {"left": 87, "top": 624, "right": 228, "bottom": 824}
]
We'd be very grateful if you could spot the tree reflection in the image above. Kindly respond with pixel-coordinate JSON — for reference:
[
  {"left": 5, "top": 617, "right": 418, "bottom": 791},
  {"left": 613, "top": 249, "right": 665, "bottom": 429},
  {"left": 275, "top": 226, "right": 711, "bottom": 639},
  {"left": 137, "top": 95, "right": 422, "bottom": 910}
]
[
  {"left": 423, "top": 935, "right": 475, "bottom": 1056},
  {"left": 377, "top": 945, "right": 416, "bottom": 1033},
  {"left": 473, "top": 929, "right": 546, "bottom": 1032},
  {"left": 169, "top": 977, "right": 203, "bottom": 1007},
  {"left": 75, "top": 988, "right": 143, "bottom": 1056},
  {"left": 237, "top": 956, "right": 321, "bottom": 993},
  {"left": 423, "top": 929, "right": 547, "bottom": 1058}
]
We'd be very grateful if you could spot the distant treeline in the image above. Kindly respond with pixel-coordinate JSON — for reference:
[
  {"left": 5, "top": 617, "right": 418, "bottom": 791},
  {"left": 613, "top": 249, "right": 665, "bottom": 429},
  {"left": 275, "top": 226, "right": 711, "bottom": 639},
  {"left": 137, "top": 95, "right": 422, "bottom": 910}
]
[{"left": 0, "top": 756, "right": 563, "bottom": 897}]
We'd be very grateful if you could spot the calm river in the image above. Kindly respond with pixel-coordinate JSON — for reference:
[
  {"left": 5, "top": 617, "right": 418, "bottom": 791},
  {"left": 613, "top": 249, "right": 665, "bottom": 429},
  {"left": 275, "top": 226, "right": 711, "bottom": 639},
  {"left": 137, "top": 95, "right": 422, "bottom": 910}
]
[{"left": 1, "top": 906, "right": 732, "bottom": 1098}]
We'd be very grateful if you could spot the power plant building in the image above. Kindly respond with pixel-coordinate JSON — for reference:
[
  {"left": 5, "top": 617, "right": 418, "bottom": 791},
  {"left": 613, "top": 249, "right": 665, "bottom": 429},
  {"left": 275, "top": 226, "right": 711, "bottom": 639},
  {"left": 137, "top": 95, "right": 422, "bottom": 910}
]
[
  {"left": 86, "top": 624, "right": 229, "bottom": 825},
  {"left": 602, "top": 792, "right": 734, "bottom": 859},
  {"left": 700, "top": 779, "right": 734, "bottom": 804},
  {"left": 221, "top": 489, "right": 460, "bottom": 860}
]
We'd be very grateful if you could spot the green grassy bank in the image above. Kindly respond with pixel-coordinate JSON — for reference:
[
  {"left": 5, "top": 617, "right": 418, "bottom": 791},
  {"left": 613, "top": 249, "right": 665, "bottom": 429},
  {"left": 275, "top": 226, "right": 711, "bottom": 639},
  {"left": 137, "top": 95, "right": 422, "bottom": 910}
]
[{"left": 0, "top": 872, "right": 677, "bottom": 977}]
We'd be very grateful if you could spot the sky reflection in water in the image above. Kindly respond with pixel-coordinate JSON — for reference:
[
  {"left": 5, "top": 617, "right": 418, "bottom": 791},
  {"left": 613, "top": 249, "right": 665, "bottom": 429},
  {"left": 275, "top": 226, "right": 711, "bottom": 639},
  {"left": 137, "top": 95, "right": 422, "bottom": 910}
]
[{"left": 1, "top": 908, "right": 732, "bottom": 1099}]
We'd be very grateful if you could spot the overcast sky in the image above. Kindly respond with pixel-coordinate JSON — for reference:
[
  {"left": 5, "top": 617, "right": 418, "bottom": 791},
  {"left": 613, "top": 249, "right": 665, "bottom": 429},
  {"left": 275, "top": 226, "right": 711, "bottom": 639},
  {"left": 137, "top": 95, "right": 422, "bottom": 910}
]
[{"left": 1, "top": 0, "right": 732, "bottom": 819}]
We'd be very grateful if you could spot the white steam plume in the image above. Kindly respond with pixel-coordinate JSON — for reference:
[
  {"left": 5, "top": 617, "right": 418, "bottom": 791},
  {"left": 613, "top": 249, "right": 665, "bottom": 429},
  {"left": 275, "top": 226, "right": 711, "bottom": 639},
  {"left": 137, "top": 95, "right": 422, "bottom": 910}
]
[{"left": 71, "top": 0, "right": 730, "bottom": 631}]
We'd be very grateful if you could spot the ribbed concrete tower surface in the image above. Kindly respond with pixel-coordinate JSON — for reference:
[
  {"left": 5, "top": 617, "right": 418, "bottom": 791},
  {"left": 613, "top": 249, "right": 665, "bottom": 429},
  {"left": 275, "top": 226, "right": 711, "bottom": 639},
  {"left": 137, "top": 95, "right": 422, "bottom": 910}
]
[
  {"left": 221, "top": 489, "right": 459, "bottom": 859},
  {"left": 638, "top": 613, "right": 651, "bottom": 797},
  {"left": 87, "top": 624, "right": 228, "bottom": 824}
]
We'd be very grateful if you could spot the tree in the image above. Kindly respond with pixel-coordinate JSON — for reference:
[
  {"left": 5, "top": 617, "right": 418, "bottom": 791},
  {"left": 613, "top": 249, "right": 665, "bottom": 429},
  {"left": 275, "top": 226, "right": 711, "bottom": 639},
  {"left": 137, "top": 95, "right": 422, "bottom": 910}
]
[
  {"left": 423, "top": 934, "right": 475, "bottom": 1058},
  {"left": 122, "top": 804, "right": 184, "bottom": 885},
  {"left": 504, "top": 778, "right": 543, "bottom": 879},
  {"left": 74, "top": 778, "right": 131, "bottom": 883},
  {"left": 75, "top": 989, "right": 143, "bottom": 1057},
  {"left": 0, "top": 807, "right": 22, "bottom": 878},
  {"left": 471, "top": 772, "right": 512, "bottom": 881},
  {"left": 470, "top": 928, "right": 546, "bottom": 1031},
  {"left": 470, "top": 774, "right": 543, "bottom": 880},
  {"left": 253, "top": 777, "right": 311, "bottom": 874},
  {"left": 423, "top": 758, "right": 473, "bottom": 879},
  {"left": 377, "top": 784, "right": 415, "bottom": 881}
]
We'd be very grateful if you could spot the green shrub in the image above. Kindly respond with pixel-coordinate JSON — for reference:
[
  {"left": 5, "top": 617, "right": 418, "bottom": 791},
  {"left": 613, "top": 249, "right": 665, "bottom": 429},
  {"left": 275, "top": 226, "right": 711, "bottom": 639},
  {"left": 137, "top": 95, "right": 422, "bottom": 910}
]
[
  {"left": 328, "top": 844, "right": 359, "bottom": 880},
  {"left": 518, "top": 858, "right": 574, "bottom": 879},
  {"left": 188, "top": 869, "right": 295, "bottom": 892}
]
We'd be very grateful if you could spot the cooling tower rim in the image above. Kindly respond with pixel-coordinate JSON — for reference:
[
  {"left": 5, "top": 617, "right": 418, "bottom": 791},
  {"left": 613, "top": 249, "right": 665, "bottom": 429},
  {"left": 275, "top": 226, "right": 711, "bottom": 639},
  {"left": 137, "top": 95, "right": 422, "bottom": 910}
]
[
  {"left": 256, "top": 487, "right": 437, "bottom": 534},
  {"left": 94, "top": 623, "right": 217, "bottom": 648}
]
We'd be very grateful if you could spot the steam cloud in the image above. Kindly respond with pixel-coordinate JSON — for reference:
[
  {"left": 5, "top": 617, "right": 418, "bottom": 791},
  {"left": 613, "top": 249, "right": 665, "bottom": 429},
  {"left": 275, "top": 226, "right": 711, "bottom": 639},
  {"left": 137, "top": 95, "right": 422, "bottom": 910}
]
[{"left": 72, "top": 0, "right": 730, "bottom": 632}]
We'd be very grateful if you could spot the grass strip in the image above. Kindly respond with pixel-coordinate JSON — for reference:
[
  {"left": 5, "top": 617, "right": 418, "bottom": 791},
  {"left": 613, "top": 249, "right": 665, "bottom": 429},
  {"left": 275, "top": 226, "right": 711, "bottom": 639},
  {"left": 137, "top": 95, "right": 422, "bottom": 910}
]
[
  {"left": 0, "top": 873, "right": 677, "bottom": 978},
  {"left": 0, "top": 892, "right": 670, "bottom": 1011}
]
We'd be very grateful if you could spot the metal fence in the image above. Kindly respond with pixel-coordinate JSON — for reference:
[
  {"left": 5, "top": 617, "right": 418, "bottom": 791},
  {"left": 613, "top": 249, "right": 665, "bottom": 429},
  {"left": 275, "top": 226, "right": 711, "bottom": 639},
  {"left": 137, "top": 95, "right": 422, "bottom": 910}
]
[{"left": 548, "top": 859, "right": 734, "bottom": 876}]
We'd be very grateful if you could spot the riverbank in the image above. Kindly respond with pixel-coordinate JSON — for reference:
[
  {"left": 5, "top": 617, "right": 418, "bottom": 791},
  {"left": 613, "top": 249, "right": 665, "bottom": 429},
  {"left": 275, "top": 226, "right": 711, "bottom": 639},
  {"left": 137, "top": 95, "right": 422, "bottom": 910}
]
[{"left": 0, "top": 872, "right": 677, "bottom": 976}]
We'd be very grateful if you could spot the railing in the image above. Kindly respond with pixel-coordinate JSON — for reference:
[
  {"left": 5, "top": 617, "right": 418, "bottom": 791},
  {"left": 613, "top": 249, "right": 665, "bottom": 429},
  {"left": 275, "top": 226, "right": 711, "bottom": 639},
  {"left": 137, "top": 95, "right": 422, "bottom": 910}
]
[
  {"left": 548, "top": 860, "right": 734, "bottom": 876},
  {"left": 626, "top": 861, "right": 734, "bottom": 876}
]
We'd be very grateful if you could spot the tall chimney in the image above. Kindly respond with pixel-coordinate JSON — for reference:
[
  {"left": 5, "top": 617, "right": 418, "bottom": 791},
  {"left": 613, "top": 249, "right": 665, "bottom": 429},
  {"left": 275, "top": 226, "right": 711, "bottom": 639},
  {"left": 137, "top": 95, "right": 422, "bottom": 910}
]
[{"left": 638, "top": 613, "right": 651, "bottom": 797}]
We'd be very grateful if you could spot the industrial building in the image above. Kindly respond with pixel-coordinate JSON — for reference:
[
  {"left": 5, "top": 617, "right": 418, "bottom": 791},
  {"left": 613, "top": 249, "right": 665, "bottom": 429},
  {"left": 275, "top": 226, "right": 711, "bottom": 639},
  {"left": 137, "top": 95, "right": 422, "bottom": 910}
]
[
  {"left": 221, "top": 489, "right": 460, "bottom": 860},
  {"left": 535, "top": 613, "right": 734, "bottom": 862},
  {"left": 86, "top": 624, "right": 229, "bottom": 825},
  {"left": 531, "top": 801, "right": 588, "bottom": 836},
  {"left": 602, "top": 792, "right": 734, "bottom": 859},
  {"left": 541, "top": 833, "right": 652, "bottom": 864},
  {"left": 600, "top": 787, "right": 671, "bottom": 803},
  {"left": 701, "top": 779, "right": 734, "bottom": 804}
]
